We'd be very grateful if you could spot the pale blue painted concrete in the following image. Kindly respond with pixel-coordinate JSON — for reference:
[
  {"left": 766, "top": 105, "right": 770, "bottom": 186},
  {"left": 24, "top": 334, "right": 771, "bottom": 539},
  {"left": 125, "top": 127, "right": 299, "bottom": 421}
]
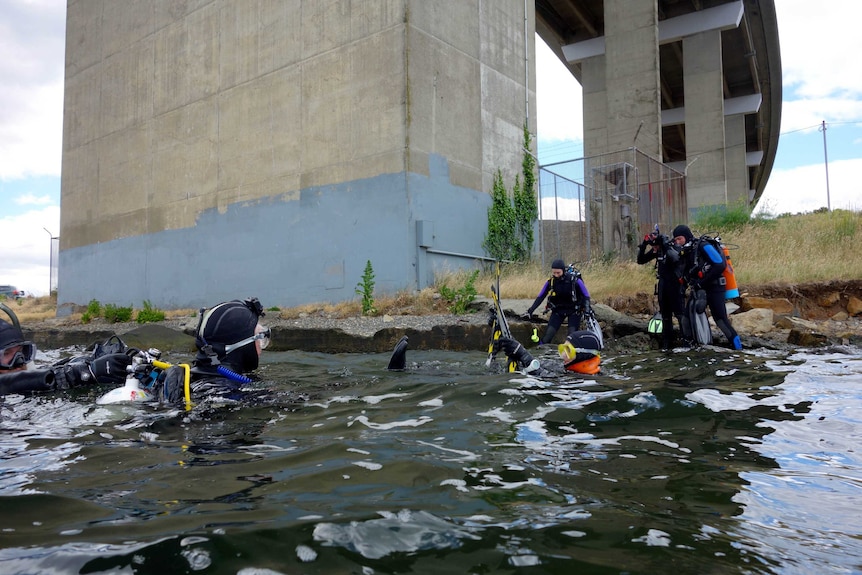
[{"left": 58, "top": 155, "right": 492, "bottom": 311}]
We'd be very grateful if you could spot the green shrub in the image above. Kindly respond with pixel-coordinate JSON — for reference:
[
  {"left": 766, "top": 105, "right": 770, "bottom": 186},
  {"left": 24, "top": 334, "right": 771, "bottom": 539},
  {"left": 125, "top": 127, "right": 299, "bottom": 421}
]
[
  {"left": 85, "top": 299, "right": 101, "bottom": 318},
  {"left": 104, "top": 303, "right": 133, "bottom": 323},
  {"left": 136, "top": 300, "right": 166, "bottom": 324},
  {"left": 355, "top": 260, "right": 377, "bottom": 316},
  {"left": 439, "top": 269, "right": 479, "bottom": 314}
]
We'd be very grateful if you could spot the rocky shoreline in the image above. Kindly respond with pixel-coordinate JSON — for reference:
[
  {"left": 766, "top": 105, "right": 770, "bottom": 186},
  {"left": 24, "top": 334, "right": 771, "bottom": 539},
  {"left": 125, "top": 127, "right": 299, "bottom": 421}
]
[{"left": 20, "top": 279, "right": 862, "bottom": 356}]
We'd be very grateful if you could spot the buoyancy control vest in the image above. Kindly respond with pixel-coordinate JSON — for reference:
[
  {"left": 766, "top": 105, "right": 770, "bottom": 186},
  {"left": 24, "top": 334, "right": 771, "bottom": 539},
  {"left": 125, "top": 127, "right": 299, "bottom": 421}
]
[
  {"left": 548, "top": 266, "right": 590, "bottom": 310},
  {"left": 689, "top": 235, "right": 730, "bottom": 293}
]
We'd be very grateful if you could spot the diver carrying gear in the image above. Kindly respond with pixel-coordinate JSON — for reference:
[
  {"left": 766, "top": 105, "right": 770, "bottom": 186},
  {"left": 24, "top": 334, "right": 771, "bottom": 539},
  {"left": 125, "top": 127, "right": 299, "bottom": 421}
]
[
  {"left": 638, "top": 227, "right": 688, "bottom": 349},
  {"left": 677, "top": 232, "right": 742, "bottom": 350}
]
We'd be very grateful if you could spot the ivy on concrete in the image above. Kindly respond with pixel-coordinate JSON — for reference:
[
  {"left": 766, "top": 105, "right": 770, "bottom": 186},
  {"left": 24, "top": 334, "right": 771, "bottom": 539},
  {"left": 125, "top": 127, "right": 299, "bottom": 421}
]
[{"left": 483, "top": 122, "right": 538, "bottom": 262}]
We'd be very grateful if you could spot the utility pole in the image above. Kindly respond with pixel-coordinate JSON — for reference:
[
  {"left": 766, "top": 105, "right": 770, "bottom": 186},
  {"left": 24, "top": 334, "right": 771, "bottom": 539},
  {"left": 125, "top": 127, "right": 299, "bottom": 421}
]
[
  {"left": 819, "top": 120, "right": 831, "bottom": 211},
  {"left": 43, "top": 227, "right": 56, "bottom": 295}
]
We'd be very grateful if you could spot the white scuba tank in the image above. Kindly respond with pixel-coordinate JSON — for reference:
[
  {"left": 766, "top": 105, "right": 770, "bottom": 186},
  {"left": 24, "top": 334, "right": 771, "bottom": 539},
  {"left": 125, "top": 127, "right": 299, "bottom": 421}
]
[{"left": 96, "top": 370, "right": 153, "bottom": 404}]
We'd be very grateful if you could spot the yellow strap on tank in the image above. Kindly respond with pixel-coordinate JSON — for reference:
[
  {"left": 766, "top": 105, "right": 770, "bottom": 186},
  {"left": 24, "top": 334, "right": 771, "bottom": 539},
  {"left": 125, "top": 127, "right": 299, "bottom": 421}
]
[{"left": 152, "top": 360, "right": 193, "bottom": 411}]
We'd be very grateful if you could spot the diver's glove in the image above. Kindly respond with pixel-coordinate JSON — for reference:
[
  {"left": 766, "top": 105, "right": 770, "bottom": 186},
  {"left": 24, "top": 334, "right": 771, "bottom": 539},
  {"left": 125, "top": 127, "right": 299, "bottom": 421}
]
[
  {"left": 91, "top": 353, "right": 134, "bottom": 384},
  {"left": 521, "top": 308, "right": 536, "bottom": 321},
  {"left": 52, "top": 362, "right": 96, "bottom": 389}
]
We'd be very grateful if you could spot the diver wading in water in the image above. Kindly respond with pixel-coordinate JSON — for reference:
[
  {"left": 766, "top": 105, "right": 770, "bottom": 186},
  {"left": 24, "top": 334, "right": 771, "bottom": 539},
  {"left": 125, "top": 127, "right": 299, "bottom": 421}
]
[{"left": 146, "top": 298, "right": 271, "bottom": 406}]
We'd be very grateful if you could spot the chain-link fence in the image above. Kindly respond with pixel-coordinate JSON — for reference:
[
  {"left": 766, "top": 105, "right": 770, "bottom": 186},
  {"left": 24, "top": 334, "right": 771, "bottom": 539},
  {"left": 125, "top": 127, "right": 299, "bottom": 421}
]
[{"left": 538, "top": 147, "right": 686, "bottom": 265}]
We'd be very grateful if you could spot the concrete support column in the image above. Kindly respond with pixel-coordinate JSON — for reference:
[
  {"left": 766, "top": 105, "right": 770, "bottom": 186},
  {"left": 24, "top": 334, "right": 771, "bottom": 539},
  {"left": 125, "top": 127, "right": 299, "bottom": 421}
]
[
  {"left": 580, "top": 55, "right": 607, "bottom": 255},
  {"left": 604, "top": 0, "right": 662, "bottom": 158},
  {"left": 724, "top": 114, "right": 748, "bottom": 206},
  {"left": 581, "top": 55, "right": 608, "bottom": 156},
  {"left": 592, "top": 0, "right": 661, "bottom": 253},
  {"left": 683, "top": 30, "right": 727, "bottom": 214}
]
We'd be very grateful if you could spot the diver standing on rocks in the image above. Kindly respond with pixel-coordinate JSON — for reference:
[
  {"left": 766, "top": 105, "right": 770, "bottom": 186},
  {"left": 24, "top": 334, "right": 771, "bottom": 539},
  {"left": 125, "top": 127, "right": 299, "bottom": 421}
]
[
  {"left": 637, "top": 226, "right": 689, "bottom": 350},
  {"left": 522, "top": 259, "right": 593, "bottom": 345},
  {"left": 674, "top": 225, "right": 742, "bottom": 350}
]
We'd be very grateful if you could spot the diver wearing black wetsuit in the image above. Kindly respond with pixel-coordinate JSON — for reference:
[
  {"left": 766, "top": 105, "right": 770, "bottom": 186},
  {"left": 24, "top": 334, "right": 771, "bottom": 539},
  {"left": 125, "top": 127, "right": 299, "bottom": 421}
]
[
  {"left": 157, "top": 298, "right": 270, "bottom": 404},
  {"left": 637, "top": 230, "right": 688, "bottom": 349},
  {"left": 0, "top": 304, "right": 133, "bottom": 396}
]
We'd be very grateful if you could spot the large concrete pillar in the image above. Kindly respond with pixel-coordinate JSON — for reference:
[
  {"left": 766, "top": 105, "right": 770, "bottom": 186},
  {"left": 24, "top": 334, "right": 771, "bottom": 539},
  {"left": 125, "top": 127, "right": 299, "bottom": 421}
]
[
  {"left": 724, "top": 114, "right": 748, "bottom": 206},
  {"left": 683, "top": 30, "right": 727, "bottom": 214},
  {"left": 581, "top": 0, "right": 661, "bottom": 254},
  {"left": 581, "top": 56, "right": 608, "bottom": 156},
  {"left": 604, "top": 0, "right": 661, "bottom": 158},
  {"left": 59, "top": 1, "right": 535, "bottom": 310}
]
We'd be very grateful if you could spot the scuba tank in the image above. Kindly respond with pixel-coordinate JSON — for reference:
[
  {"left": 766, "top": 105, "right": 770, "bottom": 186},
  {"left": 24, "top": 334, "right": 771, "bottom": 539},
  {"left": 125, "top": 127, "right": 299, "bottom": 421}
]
[
  {"left": 96, "top": 348, "right": 160, "bottom": 404},
  {"left": 715, "top": 237, "right": 739, "bottom": 299}
]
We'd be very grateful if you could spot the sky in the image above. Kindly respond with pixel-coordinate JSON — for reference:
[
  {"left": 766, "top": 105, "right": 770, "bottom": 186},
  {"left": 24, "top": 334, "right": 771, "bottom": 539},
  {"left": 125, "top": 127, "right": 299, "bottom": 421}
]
[{"left": 1, "top": 1, "right": 861, "bottom": 296}]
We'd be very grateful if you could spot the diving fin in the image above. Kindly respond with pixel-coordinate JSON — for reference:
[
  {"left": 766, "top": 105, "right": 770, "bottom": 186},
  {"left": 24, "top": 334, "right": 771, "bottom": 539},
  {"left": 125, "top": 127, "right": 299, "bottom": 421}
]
[
  {"left": 687, "top": 295, "right": 713, "bottom": 345},
  {"left": 387, "top": 335, "right": 409, "bottom": 370}
]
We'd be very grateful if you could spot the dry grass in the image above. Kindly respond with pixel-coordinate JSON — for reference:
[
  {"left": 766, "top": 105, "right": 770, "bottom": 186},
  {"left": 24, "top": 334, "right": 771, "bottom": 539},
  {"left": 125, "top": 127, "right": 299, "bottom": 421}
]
[
  {"left": 278, "top": 288, "right": 451, "bottom": 319},
  {"left": 4, "top": 210, "right": 858, "bottom": 324},
  {"left": 1, "top": 296, "right": 58, "bottom": 323},
  {"left": 731, "top": 209, "right": 862, "bottom": 285}
]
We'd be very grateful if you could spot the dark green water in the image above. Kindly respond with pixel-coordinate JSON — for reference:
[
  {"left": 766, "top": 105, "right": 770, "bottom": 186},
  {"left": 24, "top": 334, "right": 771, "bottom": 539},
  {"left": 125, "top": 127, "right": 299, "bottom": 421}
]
[{"left": 1, "top": 344, "right": 861, "bottom": 574}]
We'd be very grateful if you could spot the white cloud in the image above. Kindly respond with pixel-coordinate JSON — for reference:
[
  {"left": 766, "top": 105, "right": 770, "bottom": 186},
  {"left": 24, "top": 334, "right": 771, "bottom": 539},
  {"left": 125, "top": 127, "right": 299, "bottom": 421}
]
[
  {"left": 0, "top": 1, "right": 66, "bottom": 180},
  {"left": 756, "top": 158, "right": 862, "bottom": 216},
  {"left": 0, "top": 205, "right": 60, "bottom": 296},
  {"left": 780, "top": 98, "right": 862, "bottom": 133},
  {"left": 15, "top": 193, "right": 54, "bottom": 206},
  {"left": 536, "top": 38, "right": 583, "bottom": 144},
  {"left": 777, "top": 1, "right": 862, "bottom": 99}
]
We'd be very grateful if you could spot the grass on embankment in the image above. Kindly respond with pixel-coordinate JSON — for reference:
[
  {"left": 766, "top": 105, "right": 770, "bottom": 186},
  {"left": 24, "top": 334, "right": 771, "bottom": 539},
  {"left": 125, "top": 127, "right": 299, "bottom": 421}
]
[
  {"left": 473, "top": 207, "right": 862, "bottom": 301},
  {"left": 4, "top": 208, "right": 860, "bottom": 323}
]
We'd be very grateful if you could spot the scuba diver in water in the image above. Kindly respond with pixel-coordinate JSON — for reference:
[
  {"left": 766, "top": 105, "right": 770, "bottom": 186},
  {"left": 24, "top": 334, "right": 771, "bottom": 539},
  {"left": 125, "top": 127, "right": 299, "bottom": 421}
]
[
  {"left": 674, "top": 225, "right": 742, "bottom": 350},
  {"left": 522, "top": 259, "right": 592, "bottom": 345},
  {"left": 150, "top": 297, "right": 270, "bottom": 405},
  {"left": 0, "top": 303, "right": 134, "bottom": 396},
  {"left": 0, "top": 298, "right": 270, "bottom": 405},
  {"left": 637, "top": 226, "right": 689, "bottom": 350},
  {"left": 387, "top": 334, "right": 540, "bottom": 374},
  {"left": 388, "top": 326, "right": 602, "bottom": 376}
]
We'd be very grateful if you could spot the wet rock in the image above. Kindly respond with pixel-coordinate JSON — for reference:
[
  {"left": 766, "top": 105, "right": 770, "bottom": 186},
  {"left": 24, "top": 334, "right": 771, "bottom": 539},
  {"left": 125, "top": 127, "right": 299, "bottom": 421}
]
[
  {"left": 611, "top": 315, "right": 647, "bottom": 338},
  {"left": 787, "top": 328, "right": 829, "bottom": 347},
  {"left": 121, "top": 324, "right": 197, "bottom": 354}
]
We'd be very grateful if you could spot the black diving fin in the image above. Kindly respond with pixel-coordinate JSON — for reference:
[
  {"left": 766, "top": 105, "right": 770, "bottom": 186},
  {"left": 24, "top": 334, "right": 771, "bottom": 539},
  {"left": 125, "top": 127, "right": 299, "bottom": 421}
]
[
  {"left": 387, "top": 335, "right": 409, "bottom": 370},
  {"left": 687, "top": 292, "right": 713, "bottom": 345}
]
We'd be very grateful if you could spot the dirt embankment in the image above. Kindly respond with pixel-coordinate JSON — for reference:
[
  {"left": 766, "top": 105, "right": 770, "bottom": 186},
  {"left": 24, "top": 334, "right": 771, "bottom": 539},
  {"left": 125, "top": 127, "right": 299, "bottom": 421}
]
[{"left": 603, "top": 279, "right": 862, "bottom": 320}]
